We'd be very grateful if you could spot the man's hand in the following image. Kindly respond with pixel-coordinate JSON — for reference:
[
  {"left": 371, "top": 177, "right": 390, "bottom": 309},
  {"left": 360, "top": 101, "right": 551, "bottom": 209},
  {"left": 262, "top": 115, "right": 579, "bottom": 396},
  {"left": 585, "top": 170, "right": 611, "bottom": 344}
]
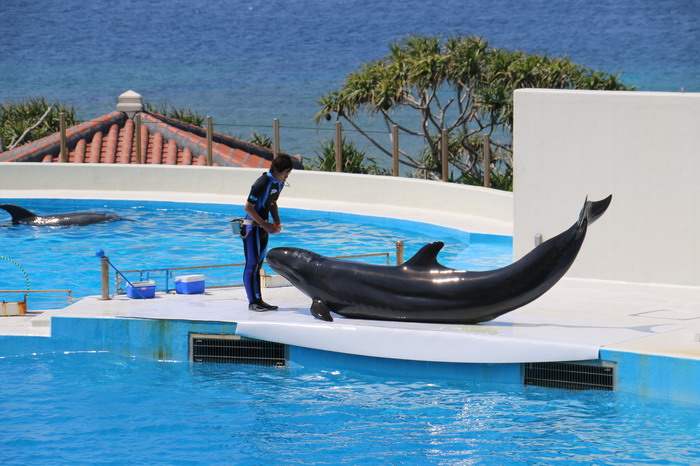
[{"left": 262, "top": 221, "right": 280, "bottom": 234}]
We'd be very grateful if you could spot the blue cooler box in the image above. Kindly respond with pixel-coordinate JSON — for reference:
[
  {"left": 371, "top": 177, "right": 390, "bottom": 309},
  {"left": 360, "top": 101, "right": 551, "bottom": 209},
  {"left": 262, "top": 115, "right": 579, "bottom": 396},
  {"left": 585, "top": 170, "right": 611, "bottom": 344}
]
[
  {"left": 175, "top": 275, "right": 205, "bottom": 294},
  {"left": 126, "top": 280, "right": 156, "bottom": 299}
]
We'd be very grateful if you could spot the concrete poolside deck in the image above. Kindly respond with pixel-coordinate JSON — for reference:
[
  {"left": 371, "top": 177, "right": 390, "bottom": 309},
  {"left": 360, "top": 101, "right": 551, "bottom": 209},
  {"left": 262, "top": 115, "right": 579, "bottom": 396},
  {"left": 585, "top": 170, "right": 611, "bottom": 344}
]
[{"left": 5, "top": 277, "right": 699, "bottom": 364}]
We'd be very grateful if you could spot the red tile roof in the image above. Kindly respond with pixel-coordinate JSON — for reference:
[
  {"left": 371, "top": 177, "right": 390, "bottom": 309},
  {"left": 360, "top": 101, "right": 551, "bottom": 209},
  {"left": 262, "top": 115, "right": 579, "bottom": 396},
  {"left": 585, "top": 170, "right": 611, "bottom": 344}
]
[{"left": 0, "top": 111, "right": 303, "bottom": 169}]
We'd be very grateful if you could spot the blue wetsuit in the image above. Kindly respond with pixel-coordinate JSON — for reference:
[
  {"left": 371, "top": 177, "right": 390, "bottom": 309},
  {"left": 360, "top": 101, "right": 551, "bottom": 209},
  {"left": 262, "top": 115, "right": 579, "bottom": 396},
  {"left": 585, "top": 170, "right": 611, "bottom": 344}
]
[{"left": 242, "top": 171, "right": 284, "bottom": 303}]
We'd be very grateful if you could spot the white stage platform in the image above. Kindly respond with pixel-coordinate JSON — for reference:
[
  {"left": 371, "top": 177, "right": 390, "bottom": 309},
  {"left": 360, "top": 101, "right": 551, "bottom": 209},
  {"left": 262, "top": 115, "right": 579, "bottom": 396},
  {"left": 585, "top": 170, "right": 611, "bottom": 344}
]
[{"left": 14, "top": 276, "right": 694, "bottom": 364}]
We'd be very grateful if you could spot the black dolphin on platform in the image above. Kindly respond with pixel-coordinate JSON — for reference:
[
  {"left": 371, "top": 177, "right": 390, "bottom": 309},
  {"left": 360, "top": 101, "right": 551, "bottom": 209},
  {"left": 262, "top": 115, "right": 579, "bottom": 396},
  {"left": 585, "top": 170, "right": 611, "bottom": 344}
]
[
  {"left": 267, "top": 195, "right": 612, "bottom": 324},
  {"left": 0, "top": 204, "right": 128, "bottom": 226}
]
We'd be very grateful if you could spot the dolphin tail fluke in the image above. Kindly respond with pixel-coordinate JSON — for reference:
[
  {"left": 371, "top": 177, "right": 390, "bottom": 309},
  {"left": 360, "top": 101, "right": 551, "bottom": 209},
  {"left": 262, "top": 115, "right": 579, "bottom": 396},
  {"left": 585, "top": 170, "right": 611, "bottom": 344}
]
[
  {"left": 0, "top": 204, "right": 37, "bottom": 223},
  {"left": 577, "top": 195, "right": 612, "bottom": 229}
]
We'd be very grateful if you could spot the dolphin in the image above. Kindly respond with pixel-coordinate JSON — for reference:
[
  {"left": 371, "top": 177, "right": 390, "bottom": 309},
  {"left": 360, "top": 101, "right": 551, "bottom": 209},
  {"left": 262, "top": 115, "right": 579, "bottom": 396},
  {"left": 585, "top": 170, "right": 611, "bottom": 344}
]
[
  {"left": 266, "top": 195, "right": 612, "bottom": 324},
  {"left": 0, "top": 204, "right": 128, "bottom": 226}
]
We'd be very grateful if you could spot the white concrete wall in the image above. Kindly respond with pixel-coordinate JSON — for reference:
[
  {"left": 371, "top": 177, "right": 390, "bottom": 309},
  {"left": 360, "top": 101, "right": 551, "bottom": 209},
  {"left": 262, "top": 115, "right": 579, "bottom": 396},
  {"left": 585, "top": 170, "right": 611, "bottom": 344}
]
[
  {"left": 513, "top": 89, "right": 700, "bottom": 286},
  {"left": 0, "top": 164, "right": 513, "bottom": 235}
]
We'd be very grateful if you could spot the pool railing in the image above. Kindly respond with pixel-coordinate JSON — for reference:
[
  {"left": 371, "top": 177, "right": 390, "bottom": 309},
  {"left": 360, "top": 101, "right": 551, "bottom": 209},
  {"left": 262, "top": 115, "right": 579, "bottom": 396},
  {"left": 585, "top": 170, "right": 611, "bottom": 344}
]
[
  {"left": 108, "top": 245, "right": 401, "bottom": 299},
  {"left": 0, "top": 289, "right": 75, "bottom": 313}
]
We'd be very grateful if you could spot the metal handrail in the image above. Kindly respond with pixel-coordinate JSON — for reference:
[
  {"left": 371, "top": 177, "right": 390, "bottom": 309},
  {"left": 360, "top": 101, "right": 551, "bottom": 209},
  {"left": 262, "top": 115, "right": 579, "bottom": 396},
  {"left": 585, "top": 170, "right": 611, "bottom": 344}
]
[
  {"left": 0, "top": 289, "right": 75, "bottom": 312},
  {"left": 112, "top": 251, "right": 394, "bottom": 296},
  {"left": 120, "top": 251, "right": 392, "bottom": 276},
  {"left": 0, "top": 289, "right": 73, "bottom": 299}
]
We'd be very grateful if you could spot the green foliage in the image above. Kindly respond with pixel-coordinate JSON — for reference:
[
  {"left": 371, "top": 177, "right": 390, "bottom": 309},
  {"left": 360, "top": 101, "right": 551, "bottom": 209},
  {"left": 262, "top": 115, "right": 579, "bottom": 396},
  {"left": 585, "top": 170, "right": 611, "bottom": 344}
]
[
  {"left": 0, "top": 97, "right": 78, "bottom": 151},
  {"left": 317, "top": 34, "right": 634, "bottom": 189},
  {"left": 456, "top": 159, "right": 513, "bottom": 191},
  {"left": 248, "top": 132, "right": 273, "bottom": 149},
  {"left": 144, "top": 102, "right": 205, "bottom": 126},
  {"left": 478, "top": 47, "right": 632, "bottom": 130},
  {"left": 310, "top": 138, "right": 389, "bottom": 175}
]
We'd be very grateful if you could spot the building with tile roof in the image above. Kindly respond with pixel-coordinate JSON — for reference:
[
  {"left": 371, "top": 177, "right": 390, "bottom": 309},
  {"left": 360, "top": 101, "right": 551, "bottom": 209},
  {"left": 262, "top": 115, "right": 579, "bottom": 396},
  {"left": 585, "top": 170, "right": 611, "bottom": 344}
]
[{"left": 0, "top": 91, "right": 303, "bottom": 169}]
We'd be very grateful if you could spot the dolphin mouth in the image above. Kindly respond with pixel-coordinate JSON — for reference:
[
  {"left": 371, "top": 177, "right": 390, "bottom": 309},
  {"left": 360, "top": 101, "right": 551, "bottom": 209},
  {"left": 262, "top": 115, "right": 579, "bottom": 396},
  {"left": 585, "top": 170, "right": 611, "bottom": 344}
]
[
  {"left": 266, "top": 248, "right": 296, "bottom": 281},
  {"left": 267, "top": 248, "right": 312, "bottom": 289},
  {"left": 266, "top": 248, "right": 285, "bottom": 269}
]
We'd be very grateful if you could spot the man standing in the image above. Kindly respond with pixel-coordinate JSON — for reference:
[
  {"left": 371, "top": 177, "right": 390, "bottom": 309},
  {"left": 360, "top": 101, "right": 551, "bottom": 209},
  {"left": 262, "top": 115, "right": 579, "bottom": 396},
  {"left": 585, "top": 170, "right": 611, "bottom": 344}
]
[{"left": 242, "top": 154, "right": 293, "bottom": 311}]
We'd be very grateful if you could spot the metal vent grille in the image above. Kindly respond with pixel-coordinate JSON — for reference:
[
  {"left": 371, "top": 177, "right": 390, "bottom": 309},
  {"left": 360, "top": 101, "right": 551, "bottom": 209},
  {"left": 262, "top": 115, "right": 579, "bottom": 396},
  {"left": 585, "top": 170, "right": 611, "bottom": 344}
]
[
  {"left": 524, "top": 361, "right": 615, "bottom": 391},
  {"left": 190, "top": 334, "right": 286, "bottom": 367}
]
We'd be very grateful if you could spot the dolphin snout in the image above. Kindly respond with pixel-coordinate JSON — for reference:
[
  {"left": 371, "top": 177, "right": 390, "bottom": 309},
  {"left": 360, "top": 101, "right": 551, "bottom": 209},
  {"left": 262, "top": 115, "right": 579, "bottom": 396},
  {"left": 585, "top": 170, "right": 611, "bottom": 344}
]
[
  {"left": 266, "top": 247, "right": 287, "bottom": 269},
  {"left": 267, "top": 247, "right": 295, "bottom": 277},
  {"left": 267, "top": 247, "right": 314, "bottom": 286}
]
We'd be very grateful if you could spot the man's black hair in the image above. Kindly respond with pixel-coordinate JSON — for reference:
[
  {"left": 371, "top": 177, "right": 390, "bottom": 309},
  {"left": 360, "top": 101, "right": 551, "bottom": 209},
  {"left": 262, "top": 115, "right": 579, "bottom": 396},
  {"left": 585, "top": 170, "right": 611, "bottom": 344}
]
[{"left": 270, "top": 154, "right": 294, "bottom": 173}]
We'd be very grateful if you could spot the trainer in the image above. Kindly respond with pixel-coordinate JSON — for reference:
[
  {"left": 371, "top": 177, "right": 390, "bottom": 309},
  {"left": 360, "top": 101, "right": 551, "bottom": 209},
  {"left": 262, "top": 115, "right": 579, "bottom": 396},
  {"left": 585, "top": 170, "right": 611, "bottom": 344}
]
[{"left": 242, "top": 154, "right": 293, "bottom": 311}]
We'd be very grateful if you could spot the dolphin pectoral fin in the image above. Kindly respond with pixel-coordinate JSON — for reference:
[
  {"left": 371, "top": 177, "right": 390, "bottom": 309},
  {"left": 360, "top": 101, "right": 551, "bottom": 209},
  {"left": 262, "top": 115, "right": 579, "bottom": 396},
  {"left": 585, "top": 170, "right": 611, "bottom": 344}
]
[{"left": 311, "top": 299, "right": 333, "bottom": 322}]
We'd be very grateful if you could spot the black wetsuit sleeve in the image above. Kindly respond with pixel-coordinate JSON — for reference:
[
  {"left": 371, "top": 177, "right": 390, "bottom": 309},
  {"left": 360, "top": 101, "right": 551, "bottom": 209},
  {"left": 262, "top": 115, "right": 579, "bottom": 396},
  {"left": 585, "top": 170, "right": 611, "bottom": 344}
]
[{"left": 247, "top": 174, "right": 268, "bottom": 205}]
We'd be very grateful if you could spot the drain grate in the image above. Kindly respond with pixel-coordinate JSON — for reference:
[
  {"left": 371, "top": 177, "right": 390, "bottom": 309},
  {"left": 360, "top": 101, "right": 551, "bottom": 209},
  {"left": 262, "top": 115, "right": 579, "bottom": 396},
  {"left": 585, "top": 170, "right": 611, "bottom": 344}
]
[
  {"left": 190, "top": 334, "right": 286, "bottom": 367},
  {"left": 524, "top": 361, "right": 615, "bottom": 391}
]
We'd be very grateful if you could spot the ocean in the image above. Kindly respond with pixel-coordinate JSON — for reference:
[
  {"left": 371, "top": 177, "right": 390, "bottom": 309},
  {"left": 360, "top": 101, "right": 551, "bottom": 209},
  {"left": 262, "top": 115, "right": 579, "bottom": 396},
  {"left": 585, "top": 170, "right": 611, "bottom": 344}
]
[{"left": 2, "top": 0, "right": 698, "bottom": 158}]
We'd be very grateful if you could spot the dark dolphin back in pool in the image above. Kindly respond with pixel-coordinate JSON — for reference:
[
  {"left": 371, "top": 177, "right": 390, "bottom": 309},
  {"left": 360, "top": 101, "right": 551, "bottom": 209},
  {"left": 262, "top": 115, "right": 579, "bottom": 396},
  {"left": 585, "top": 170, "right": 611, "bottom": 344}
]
[
  {"left": 267, "top": 195, "right": 612, "bottom": 324},
  {"left": 0, "top": 204, "right": 128, "bottom": 226}
]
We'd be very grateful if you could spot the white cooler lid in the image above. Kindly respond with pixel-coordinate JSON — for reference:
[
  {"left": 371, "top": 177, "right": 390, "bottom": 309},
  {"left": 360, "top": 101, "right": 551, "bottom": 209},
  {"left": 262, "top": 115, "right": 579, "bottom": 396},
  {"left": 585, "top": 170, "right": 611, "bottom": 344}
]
[
  {"left": 131, "top": 280, "right": 155, "bottom": 287},
  {"left": 175, "top": 275, "right": 205, "bottom": 283}
]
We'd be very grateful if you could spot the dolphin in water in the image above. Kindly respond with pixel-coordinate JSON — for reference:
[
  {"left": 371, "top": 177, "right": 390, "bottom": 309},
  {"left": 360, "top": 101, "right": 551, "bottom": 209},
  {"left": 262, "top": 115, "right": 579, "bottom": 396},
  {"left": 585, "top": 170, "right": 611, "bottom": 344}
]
[
  {"left": 267, "top": 195, "right": 612, "bottom": 324},
  {"left": 0, "top": 204, "right": 128, "bottom": 226}
]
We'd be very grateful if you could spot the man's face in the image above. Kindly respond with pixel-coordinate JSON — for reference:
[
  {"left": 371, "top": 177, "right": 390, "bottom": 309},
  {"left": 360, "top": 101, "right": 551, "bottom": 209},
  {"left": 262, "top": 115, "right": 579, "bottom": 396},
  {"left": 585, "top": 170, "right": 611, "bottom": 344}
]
[{"left": 274, "top": 168, "right": 292, "bottom": 183}]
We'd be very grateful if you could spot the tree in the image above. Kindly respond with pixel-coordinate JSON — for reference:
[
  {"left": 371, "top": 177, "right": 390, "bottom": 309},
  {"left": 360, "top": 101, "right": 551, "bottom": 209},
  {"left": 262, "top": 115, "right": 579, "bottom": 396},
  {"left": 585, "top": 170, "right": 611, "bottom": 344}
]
[
  {"left": 0, "top": 98, "right": 78, "bottom": 152},
  {"left": 310, "top": 138, "right": 389, "bottom": 175},
  {"left": 315, "top": 34, "right": 634, "bottom": 189}
]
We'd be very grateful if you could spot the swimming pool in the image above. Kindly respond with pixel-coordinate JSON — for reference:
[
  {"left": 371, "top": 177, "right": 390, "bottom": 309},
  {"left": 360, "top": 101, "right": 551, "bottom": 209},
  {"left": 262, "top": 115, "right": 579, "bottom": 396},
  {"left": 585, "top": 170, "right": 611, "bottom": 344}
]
[
  {"left": 2, "top": 200, "right": 699, "bottom": 462},
  {"left": 0, "top": 198, "right": 512, "bottom": 309},
  {"left": 0, "top": 351, "right": 698, "bottom": 464}
]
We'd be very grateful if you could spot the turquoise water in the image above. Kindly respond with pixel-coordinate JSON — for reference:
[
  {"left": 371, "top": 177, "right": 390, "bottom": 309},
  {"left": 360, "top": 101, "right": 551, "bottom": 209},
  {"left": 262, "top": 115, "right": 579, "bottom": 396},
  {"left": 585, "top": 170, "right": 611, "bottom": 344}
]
[
  {"left": 2, "top": 0, "right": 698, "bottom": 157},
  {"left": 0, "top": 352, "right": 698, "bottom": 464},
  {"left": 0, "top": 198, "right": 511, "bottom": 308}
]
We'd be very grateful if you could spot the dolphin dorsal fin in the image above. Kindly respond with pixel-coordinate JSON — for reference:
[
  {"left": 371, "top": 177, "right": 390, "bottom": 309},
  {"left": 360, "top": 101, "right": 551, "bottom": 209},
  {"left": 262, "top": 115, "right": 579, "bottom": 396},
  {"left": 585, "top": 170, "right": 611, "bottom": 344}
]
[
  {"left": 402, "top": 242, "right": 447, "bottom": 269},
  {"left": 0, "top": 204, "right": 37, "bottom": 222}
]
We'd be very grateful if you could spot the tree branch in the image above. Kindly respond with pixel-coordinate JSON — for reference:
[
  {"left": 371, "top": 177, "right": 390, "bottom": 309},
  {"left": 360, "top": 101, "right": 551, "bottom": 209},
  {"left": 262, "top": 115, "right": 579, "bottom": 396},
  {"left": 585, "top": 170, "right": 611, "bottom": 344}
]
[
  {"left": 379, "top": 109, "right": 423, "bottom": 137},
  {"left": 9, "top": 106, "right": 52, "bottom": 150},
  {"left": 341, "top": 115, "right": 394, "bottom": 158}
]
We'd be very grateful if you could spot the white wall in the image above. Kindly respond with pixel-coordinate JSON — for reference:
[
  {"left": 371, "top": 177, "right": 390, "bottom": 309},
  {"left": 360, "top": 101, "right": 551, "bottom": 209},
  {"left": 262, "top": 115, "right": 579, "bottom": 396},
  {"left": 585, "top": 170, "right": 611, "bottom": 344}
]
[
  {"left": 0, "top": 164, "right": 513, "bottom": 235},
  {"left": 513, "top": 89, "right": 700, "bottom": 286}
]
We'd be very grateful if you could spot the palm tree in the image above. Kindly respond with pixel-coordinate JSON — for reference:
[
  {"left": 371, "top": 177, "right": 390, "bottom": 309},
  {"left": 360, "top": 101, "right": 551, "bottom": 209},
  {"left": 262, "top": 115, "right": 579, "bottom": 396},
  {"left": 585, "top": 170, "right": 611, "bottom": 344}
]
[{"left": 315, "top": 34, "right": 634, "bottom": 188}]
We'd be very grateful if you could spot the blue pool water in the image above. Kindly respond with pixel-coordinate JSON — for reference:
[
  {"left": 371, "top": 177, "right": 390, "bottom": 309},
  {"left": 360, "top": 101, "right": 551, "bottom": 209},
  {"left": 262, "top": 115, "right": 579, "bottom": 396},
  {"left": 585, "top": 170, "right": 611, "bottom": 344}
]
[
  {"left": 0, "top": 351, "right": 698, "bottom": 464},
  {"left": 0, "top": 198, "right": 511, "bottom": 308}
]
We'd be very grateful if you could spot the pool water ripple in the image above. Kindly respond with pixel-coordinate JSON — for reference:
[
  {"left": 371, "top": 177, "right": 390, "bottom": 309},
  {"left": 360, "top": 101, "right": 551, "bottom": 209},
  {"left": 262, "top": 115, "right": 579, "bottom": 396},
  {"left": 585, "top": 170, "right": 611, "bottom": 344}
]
[{"left": 2, "top": 352, "right": 699, "bottom": 464}]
